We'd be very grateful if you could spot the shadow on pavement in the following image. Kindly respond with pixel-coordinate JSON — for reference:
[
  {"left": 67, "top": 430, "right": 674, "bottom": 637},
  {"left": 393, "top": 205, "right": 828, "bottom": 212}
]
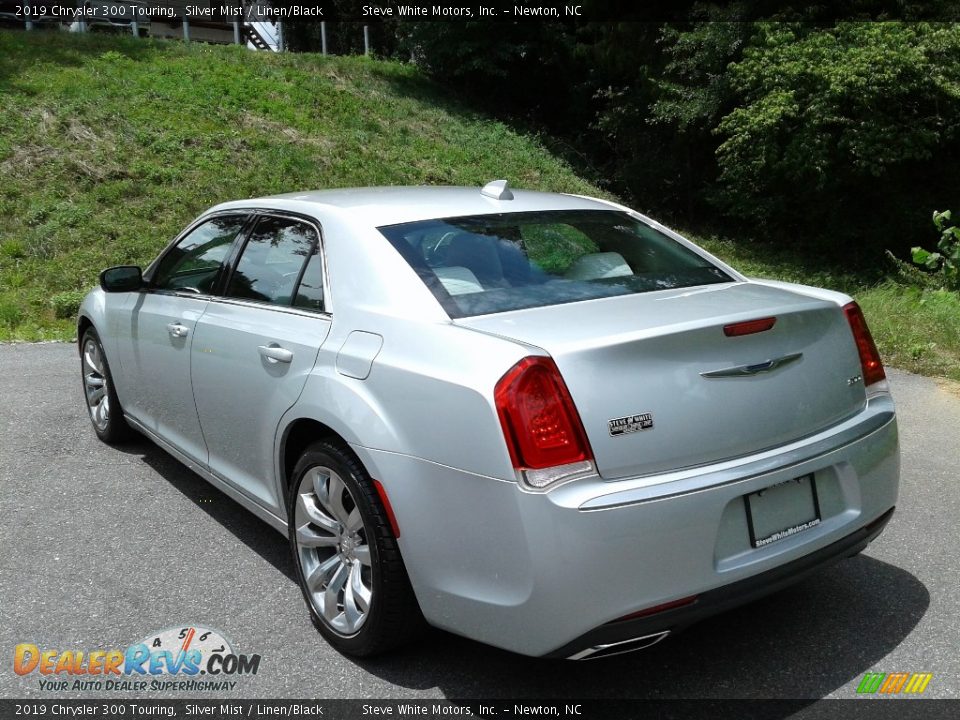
[
  {"left": 356, "top": 556, "right": 927, "bottom": 702},
  {"left": 128, "top": 437, "right": 297, "bottom": 582},
  {"left": 128, "top": 436, "right": 928, "bottom": 703}
]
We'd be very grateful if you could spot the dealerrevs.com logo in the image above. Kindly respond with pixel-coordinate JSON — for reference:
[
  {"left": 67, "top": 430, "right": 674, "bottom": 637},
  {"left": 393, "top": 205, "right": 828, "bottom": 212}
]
[{"left": 14, "top": 626, "right": 261, "bottom": 692}]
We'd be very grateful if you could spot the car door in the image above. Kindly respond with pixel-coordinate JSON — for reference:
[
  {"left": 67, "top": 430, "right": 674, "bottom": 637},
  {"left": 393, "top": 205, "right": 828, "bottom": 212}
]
[
  {"left": 113, "top": 213, "right": 251, "bottom": 465},
  {"left": 190, "top": 213, "right": 332, "bottom": 514}
]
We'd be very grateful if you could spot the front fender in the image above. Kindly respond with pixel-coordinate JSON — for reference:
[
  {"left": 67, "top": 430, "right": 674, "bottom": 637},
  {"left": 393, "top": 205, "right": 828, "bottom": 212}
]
[{"left": 77, "top": 288, "right": 107, "bottom": 345}]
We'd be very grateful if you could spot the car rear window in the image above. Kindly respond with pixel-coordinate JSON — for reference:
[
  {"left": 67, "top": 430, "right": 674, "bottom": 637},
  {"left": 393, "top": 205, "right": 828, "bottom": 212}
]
[{"left": 378, "top": 210, "right": 732, "bottom": 318}]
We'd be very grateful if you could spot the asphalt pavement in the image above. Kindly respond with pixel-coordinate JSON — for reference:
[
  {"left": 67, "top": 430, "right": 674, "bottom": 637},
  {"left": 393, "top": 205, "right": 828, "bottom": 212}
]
[{"left": 1, "top": 342, "right": 957, "bottom": 700}]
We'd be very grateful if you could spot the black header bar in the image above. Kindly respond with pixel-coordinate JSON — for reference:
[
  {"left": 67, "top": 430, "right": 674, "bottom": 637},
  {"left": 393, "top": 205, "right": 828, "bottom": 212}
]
[{"left": 23, "top": 1, "right": 960, "bottom": 24}]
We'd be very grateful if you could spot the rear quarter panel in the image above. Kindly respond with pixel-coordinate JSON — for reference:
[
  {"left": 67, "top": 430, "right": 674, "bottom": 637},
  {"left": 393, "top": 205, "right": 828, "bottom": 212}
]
[
  {"left": 278, "top": 209, "right": 538, "bottom": 505},
  {"left": 287, "top": 317, "right": 531, "bottom": 481}
]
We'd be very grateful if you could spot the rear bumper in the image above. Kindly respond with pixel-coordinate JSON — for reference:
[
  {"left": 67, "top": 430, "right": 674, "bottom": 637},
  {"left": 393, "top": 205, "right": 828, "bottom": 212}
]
[
  {"left": 354, "top": 394, "right": 899, "bottom": 657},
  {"left": 546, "top": 506, "right": 894, "bottom": 659}
]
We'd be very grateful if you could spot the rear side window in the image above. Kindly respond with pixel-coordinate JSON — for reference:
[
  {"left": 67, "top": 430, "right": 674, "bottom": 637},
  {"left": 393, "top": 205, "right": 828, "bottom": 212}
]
[
  {"left": 293, "top": 250, "right": 325, "bottom": 312},
  {"left": 226, "top": 216, "right": 319, "bottom": 307},
  {"left": 378, "top": 210, "right": 732, "bottom": 318}
]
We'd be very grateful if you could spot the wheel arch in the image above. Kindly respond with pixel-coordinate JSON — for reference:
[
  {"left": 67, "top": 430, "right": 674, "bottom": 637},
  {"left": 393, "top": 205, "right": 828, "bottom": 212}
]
[
  {"left": 77, "top": 314, "right": 94, "bottom": 352},
  {"left": 275, "top": 373, "right": 410, "bottom": 508},
  {"left": 278, "top": 417, "right": 352, "bottom": 497},
  {"left": 76, "top": 288, "right": 108, "bottom": 356},
  {"left": 276, "top": 408, "right": 404, "bottom": 534}
]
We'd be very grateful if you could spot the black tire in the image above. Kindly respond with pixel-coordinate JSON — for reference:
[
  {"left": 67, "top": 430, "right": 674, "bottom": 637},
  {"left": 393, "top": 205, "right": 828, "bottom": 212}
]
[
  {"left": 287, "top": 439, "right": 424, "bottom": 656},
  {"left": 80, "top": 328, "right": 133, "bottom": 444}
]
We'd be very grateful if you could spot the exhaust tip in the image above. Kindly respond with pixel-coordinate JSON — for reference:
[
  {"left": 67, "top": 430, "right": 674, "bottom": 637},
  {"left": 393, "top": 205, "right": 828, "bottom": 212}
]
[{"left": 567, "top": 631, "right": 670, "bottom": 660}]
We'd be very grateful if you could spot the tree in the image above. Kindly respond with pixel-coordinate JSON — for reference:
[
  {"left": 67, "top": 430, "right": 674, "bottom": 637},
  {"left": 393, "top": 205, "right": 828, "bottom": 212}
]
[{"left": 712, "top": 22, "right": 960, "bottom": 254}]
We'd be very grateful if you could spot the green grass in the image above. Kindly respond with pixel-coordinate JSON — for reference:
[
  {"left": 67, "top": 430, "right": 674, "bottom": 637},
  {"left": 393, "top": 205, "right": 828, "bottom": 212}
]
[
  {"left": 1, "top": 30, "right": 957, "bottom": 381},
  {"left": 0, "top": 30, "right": 603, "bottom": 340}
]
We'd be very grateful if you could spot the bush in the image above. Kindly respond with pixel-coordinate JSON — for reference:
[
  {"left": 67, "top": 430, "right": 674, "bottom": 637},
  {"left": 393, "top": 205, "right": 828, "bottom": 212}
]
[
  {"left": 0, "top": 299, "right": 23, "bottom": 329},
  {"left": 911, "top": 210, "right": 960, "bottom": 291},
  {"left": 50, "top": 290, "right": 87, "bottom": 320}
]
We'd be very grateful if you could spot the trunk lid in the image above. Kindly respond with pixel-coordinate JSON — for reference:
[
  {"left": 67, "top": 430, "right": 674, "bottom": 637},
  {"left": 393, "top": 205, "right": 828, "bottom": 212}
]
[{"left": 458, "top": 282, "right": 865, "bottom": 479}]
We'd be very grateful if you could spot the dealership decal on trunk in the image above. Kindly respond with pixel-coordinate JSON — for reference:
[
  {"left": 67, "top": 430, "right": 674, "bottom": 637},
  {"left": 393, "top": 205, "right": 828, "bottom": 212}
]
[{"left": 608, "top": 413, "right": 654, "bottom": 436}]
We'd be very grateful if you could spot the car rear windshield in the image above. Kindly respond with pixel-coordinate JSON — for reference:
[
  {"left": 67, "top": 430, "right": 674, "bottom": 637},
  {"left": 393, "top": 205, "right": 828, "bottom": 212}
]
[{"left": 378, "top": 210, "right": 733, "bottom": 318}]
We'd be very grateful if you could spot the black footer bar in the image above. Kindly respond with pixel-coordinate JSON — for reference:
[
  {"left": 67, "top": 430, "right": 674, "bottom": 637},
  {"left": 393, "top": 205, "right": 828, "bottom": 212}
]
[{"left": 1, "top": 699, "right": 958, "bottom": 720}]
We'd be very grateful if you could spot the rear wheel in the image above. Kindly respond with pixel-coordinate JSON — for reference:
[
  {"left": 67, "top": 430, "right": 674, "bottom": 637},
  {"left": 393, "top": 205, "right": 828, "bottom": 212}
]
[
  {"left": 288, "top": 440, "right": 423, "bottom": 656},
  {"left": 80, "top": 328, "right": 132, "bottom": 444}
]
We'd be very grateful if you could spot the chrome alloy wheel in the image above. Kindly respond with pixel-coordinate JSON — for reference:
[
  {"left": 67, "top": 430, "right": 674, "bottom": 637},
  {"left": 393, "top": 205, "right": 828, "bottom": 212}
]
[
  {"left": 294, "top": 465, "right": 373, "bottom": 635},
  {"left": 82, "top": 337, "right": 110, "bottom": 432}
]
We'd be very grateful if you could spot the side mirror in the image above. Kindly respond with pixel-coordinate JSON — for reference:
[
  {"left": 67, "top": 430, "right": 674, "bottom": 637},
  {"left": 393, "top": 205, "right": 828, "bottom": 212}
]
[{"left": 99, "top": 266, "right": 143, "bottom": 293}]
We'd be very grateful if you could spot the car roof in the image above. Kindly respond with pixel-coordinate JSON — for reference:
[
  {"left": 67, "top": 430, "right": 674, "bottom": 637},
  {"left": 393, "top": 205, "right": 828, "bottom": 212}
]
[{"left": 210, "top": 186, "right": 617, "bottom": 227}]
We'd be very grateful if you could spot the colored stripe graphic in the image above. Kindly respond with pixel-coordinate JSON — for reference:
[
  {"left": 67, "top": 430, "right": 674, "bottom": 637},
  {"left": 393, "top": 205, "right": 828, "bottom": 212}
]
[
  {"left": 857, "top": 673, "right": 886, "bottom": 694},
  {"left": 880, "top": 672, "right": 909, "bottom": 693},
  {"left": 903, "top": 674, "right": 933, "bottom": 694},
  {"left": 857, "top": 672, "right": 932, "bottom": 695}
]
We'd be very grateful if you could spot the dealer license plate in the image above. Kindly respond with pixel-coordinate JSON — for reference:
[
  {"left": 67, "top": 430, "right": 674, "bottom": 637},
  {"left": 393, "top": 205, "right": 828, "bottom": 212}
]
[{"left": 744, "top": 474, "right": 821, "bottom": 548}]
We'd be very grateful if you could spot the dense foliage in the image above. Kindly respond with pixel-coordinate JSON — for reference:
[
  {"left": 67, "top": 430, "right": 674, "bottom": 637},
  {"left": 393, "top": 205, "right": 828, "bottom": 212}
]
[
  {"left": 337, "top": 16, "right": 960, "bottom": 263},
  {"left": 711, "top": 23, "right": 960, "bottom": 259}
]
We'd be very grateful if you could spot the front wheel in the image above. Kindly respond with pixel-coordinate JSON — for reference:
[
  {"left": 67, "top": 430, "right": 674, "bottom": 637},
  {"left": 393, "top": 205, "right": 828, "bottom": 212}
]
[
  {"left": 80, "top": 328, "right": 132, "bottom": 444},
  {"left": 288, "top": 440, "right": 423, "bottom": 656}
]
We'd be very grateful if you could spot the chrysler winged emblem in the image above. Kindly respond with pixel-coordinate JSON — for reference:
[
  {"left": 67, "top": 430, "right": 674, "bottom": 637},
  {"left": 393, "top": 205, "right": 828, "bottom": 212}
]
[{"left": 700, "top": 352, "right": 803, "bottom": 378}]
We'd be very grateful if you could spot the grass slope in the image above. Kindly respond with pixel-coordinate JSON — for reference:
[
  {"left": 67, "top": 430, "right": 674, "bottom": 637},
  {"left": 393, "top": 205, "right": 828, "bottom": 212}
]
[
  {"left": 0, "top": 30, "right": 601, "bottom": 339},
  {"left": 0, "top": 30, "right": 957, "bottom": 380}
]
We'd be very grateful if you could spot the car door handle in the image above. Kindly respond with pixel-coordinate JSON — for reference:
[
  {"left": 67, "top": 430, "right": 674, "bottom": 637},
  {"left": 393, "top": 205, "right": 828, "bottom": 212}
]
[
  {"left": 166, "top": 322, "right": 189, "bottom": 338},
  {"left": 258, "top": 344, "right": 294, "bottom": 364}
]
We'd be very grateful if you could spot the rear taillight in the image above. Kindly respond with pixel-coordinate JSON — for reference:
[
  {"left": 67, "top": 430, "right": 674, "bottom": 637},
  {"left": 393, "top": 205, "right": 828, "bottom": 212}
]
[
  {"left": 843, "top": 301, "right": 886, "bottom": 387},
  {"left": 495, "top": 356, "right": 595, "bottom": 488}
]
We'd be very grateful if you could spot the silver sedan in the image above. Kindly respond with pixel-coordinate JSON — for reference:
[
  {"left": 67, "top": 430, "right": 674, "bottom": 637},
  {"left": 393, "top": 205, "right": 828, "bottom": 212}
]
[{"left": 78, "top": 182, "right": 899, "bottom": 659}]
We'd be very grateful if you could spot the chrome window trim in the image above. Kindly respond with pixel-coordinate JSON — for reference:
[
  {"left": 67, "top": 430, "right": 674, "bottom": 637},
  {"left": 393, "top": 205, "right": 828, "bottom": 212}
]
[
  {"left": 141, "top": 289, "right": 218, "bottom": 302},
  {"left": 143, "top": 208, "right": 333, "bottom": 317},
  {"left": 220, "top": 209, "right": 333, "bottom": 317},
  {"left": 203, "top": 294, "right": 333, "bottom": 321}
]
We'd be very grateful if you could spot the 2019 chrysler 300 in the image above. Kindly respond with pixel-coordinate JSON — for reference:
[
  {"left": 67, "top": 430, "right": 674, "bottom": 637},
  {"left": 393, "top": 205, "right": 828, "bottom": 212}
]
[{"left": 78, "top": 181, "right": 899, "bottom": 659}]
